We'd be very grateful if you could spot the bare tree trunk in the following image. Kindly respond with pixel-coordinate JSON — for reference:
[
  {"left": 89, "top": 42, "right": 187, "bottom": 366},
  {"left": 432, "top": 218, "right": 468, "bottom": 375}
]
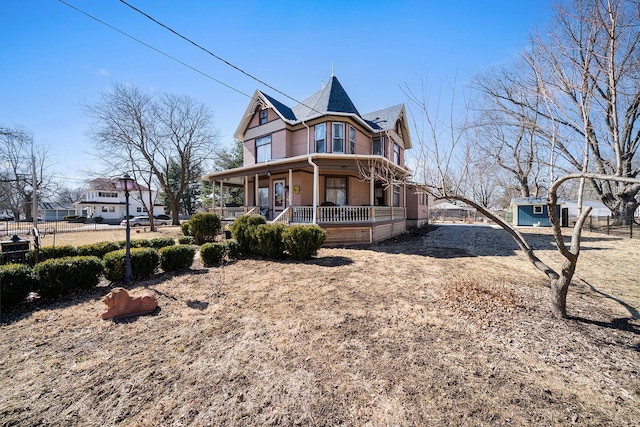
[{"left": 549, "top": 260, "right": 576, "bottom": 319}]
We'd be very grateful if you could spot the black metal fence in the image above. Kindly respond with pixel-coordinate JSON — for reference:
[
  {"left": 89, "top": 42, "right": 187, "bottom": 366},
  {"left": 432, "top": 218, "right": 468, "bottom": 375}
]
[
  {"left": 585, "top": 215, "right": 638, "bottom": 239},
  {"left": 1, "top": 219, "right": 120, "bottom": 238}
]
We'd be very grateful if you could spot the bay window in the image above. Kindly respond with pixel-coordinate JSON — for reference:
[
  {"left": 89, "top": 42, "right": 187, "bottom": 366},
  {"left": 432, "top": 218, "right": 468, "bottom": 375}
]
[
  {"left": 315, "top": 123, "right": 326, "bottom": 153},
  {"left": 332, "top": 123, "right": 345, "bottom": 153}
]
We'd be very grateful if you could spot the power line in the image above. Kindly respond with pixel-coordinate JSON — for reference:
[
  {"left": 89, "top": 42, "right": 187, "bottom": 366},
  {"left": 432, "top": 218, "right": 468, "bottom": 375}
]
[
  {"left": 117, "top": 0, "right": 323, "bottom": 115},
  {"left": 58, "top": 0, "right": 252, "bottom": 99}
]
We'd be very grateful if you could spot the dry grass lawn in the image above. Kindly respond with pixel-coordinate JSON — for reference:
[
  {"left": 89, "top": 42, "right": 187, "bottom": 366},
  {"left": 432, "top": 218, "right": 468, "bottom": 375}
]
[{"left": 1, "top": 224, "right": 638, "bottom": 426}]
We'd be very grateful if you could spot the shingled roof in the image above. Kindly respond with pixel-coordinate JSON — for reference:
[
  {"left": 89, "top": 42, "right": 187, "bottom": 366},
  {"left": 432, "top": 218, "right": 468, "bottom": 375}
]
[
  {"left": 292, "top": 76, "right": 361, "bottom": 119},
  {"left": 362, "top": 104, "right": 404, "bottom": 132}
]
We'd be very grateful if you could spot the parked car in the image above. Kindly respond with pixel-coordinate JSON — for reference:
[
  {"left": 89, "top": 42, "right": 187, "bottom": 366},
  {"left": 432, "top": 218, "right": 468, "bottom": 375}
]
[
  {"left": 154, "top": 214, "right": 171, "bottom": 220},
  {"left": 120, "top": 216, "right": 169, "bottom": 227}
]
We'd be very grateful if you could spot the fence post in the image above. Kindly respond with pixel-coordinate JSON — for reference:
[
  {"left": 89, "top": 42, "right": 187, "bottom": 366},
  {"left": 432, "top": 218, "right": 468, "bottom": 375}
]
[
  {"left": 607, "top": 216, "right": 610, "bottom": 235},
  {"left": 630, "top": 215, "right": 633, "bottom": 239}
]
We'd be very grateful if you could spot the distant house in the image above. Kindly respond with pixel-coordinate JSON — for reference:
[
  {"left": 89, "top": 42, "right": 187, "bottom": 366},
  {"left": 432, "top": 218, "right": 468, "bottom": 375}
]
[
  {"left": 510, "top": 197, "right": 563, "bottom": 227},
  {"left": 204, "top": 74, "right": 428, "bottom": 244},
  {"left": 562, "top": 200, "right": 612, "bottom": 221},
  {"left": 429, "top": 201, "right": 474, "bottom": 221},
  {"left": 39, "top": 201, "right": 75, "bottom": 221},
  {"left": 74, "top": 178, "right": 165, "bottom": 223}
]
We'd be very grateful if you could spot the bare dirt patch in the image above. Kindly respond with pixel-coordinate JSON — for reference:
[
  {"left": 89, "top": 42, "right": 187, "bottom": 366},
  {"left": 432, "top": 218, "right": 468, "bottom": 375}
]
[{"left": 1, "top": 224, "right": 638, "bottom": 426}]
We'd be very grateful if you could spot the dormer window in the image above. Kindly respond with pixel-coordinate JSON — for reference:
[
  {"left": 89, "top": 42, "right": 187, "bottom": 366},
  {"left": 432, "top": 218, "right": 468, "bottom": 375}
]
[
  {"left": 315, "top": 123, "right": 326, "bottom": 153},
  {"left": 259, "top": 109, "right": 268, "bottom": 125},
  {"left": 332, "top": 123, "right": 345, "bottom": 153}
]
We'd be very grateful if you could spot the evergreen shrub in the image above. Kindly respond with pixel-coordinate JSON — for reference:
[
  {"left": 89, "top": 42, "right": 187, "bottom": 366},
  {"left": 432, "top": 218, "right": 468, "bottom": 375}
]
[
  {"left": 200, "top": 242, "right": 228, "bottom": 267},
  {"left": 189, "top": 212, "right": 222, "bottom": 245},
  {"left": 282, "top": 225, "right": 326, "bottom": 260},
  {"left": 34, "top": 256, "right": 103, "bottom": 300},
  {"left": 0, "top": 263, "right": 37, "bottom": 309},
  {"left": 255, "top": 223, "right": 286, "bottom": 259},
  {"left": 159, "top": 244, "right": 195, "bottom": 272},
  {"left": 228, "top": 214, "right": 266, "bottom": 255},
  {"left": 103, "top": 248, "right": 159, "bottom": 282}
]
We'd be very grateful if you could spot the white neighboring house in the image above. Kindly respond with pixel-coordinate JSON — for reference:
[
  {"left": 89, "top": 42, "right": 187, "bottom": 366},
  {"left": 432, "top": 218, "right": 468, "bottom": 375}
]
[
  {"left": 563, "top": 200, "right": 612, "bottom": 220},
  {"left": 74, "top": 178, "right": 165, "bottom": 223}
]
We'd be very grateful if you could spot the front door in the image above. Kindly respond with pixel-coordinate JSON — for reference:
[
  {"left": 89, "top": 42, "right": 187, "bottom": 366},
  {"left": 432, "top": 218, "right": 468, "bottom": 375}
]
[{"left": 273, "top": 179, "right": 285, "bottom": 214}]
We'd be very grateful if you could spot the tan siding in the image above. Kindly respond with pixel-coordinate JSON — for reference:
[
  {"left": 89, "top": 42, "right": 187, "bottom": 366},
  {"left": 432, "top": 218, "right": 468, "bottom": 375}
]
[
  {"left": 349, "top": 179, "right": 371, "bottom": 206},
  {"left": 244, "top": 140, "right": 256, "bottom": 166},
  {"left": 271, "top": 130, "right": 287, "bottom": 160}
]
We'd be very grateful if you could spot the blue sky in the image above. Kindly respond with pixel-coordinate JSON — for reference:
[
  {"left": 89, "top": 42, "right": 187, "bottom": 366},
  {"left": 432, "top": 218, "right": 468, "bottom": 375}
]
[{"left": 1, "top": 0, "right": 553, "bottom": 186}]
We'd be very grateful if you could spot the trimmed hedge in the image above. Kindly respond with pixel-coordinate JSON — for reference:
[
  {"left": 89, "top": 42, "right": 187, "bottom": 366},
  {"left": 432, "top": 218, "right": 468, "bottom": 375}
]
[
  {"left": 33, "top": 256, "right": 104, "bottom": 300},
  {"left": 159, "top": 244, "right": 195, "bottom": 272},
  {"left": 77, "top": 241, "right": 121, "bottom": 258},
  {"left": 178, "top": 236, "right": 194, "bottom": 245},
  {"left": 149, "top": 237, "right": 176, "bottom": 249},
  {"left": 103, "top": 248, "right": 159, "bottom": 282},
  {"left": 188, "top": 212, "right": 222, "bottom": 245},
  {"left": 282, "top": 225, "right": 326, "bottom": 260},
  {"left": 0, "top": 263, "right": 37, "bottom": 309},
  {"left": 200, "top": 242, "right": 228, "bottom": 267},
  {"left": 228, "top": 214, "right": 266, "bottom": 255},
  {"left": 255, "top": 223, "right": 286, "bottom": 259},
  {"left": 27, "top": 245, "right": 78, "bottom": 265}
]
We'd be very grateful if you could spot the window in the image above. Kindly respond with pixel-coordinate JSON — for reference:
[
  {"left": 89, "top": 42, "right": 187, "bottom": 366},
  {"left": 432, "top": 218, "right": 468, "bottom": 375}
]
[
  {"left": 372, "top": 136, "right": 385, "bottom": 156},
  {"left": 315, "top": 123, "right": 326, "bottom": 153},
  {"left": 136, "top": 207, "right": 143, "bottom": 213},
  {"left": 393, "top": 186, "right": 400, "bottom": 207},
  {"left": 533, "top": 205, "right": 544, "bottom": 214},
  {"left": 332, "top": 123, "right": 345, "bottom": 153},
  {"left": 256, "top": 135, "right": 272, "bottom": 163},
  {"left": 98, "top": 192, "right": 118, "bottom": 198},
  {"left": 393, "top": 144, "right": 401, "bottom": 164},
  {"left": 349, "top": 125, "right": 356, "bottom": 154},
  {"left": 326, "top": 177, "right": 347, "bottom": 206},
  {"left": 259, "top": 109, "right": 268, "bottom": 125}
]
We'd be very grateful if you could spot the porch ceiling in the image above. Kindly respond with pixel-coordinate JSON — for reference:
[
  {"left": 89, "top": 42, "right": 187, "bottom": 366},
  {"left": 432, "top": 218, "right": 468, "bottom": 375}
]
[{"left": 203, "top": 154, "right": 410, "bottom": 184}]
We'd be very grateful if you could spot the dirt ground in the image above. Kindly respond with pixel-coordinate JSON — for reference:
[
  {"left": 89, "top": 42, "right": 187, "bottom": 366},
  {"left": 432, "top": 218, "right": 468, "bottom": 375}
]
[{"left": 1, "top": 224, "right": 638, "bottom": 426}]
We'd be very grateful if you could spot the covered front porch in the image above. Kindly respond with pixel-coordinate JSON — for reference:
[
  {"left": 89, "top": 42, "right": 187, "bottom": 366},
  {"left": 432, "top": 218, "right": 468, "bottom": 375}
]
[{"left": 205, "top": 154, "right": 410, "bottom": 244}]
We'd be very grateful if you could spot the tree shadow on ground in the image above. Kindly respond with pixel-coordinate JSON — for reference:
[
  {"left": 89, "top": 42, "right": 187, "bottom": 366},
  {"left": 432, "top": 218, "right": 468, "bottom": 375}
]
[
  {"left": 304, "top": 255, "right": 354, "bottom": 267},
  {"left": 569, "top": 316, "right": 640, "bottom": 339},
  {"left": 359, "top": 224, "right": 623, "bottom": 258}
]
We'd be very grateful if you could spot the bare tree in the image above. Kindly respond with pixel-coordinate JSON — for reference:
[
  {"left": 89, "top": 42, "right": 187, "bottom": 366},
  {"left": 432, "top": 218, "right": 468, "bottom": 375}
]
[
  {"left": 0, "top": 126, "right": 51, "bottom": 220},
  {"left": 84, "top": 84, "right": 219, "bottom": 225},
  {"left": 476, "top": 0, "right": 640, "bottom": 223}
]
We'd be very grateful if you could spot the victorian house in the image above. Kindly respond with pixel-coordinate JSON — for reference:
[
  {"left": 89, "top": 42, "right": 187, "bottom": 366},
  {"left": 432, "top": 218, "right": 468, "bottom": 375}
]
[{"left": 205, "top": 75, "right": 428, "bottom": 244}]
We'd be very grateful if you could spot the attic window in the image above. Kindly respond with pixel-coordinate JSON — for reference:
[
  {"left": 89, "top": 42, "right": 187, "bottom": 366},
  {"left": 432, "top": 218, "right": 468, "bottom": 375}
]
[
  {"left": 259, "top": 109, "right": 268, "bottom": 125},
  {"left": 533, "top": 205, "right": 543, "bottom": 214}
]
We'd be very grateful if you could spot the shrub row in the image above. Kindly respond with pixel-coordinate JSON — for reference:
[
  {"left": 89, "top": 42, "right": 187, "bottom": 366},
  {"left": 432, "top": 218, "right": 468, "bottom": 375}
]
[
  {"left": 228, "top": 215, "right": 326, "bottom": 260},
  {"left": 1, "top": 242, "right": 195, "bottom": 309},
  {"left": 25, "top": 237, "right": 175, "bottom": 265}
]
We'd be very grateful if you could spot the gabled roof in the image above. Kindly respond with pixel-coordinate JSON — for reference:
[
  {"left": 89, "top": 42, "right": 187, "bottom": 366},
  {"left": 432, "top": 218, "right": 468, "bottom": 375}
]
[
  {"left": 292, "top": 76, "right": 360, "bottom": 120},
  {"left": 362, "top": 104, "right": 404, "bottom": 132},
  {"left": 234, "top": 75, "right": 409, "bottom": 141},
  {"left": 87, "top": 178, "right": 149, "bottom": 192}
]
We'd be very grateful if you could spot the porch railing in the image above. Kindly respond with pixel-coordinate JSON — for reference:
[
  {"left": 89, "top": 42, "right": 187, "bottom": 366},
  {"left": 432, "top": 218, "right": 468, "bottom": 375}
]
[
  {"left": 211, "top": 206, "right": 258, "bottom": 219},
  {"left": 288, "top": 206, "right": 405, "bottom": 224}
]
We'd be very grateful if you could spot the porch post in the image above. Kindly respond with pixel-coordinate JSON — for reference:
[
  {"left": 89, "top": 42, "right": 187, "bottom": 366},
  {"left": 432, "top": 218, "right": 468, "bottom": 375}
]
[
  {"left": 220, "top": 181, "right": 225, "bottom": 208},
  {"left": 288, "top": 168, "right": 293, "bottom": 207},
  {"left": 369, "top": 165, "right": 375, "bottom": 205},
  {"left": 313, "top": 164, "right": 319, "bottom": 224},
  {"left": 244, "top": 176, "right": 248, "bottom": 207},
  {"left": 254, "top": 173, "right": 259, "bottom": 209}
]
